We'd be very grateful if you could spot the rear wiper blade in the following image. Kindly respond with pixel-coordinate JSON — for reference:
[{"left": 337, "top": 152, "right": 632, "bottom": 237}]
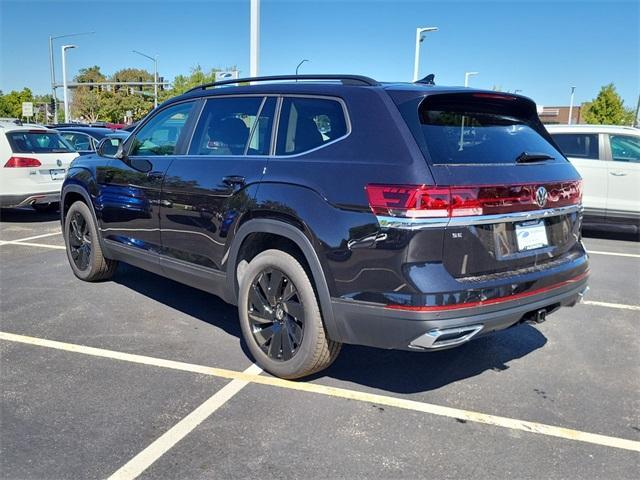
[{"left": 515, "top": 152, "right": 555, "bottom": 163}]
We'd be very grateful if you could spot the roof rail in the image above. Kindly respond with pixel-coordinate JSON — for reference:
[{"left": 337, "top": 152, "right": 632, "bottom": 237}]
[{"left": 185, "top": 74, "right": 379, "bottom": 93}]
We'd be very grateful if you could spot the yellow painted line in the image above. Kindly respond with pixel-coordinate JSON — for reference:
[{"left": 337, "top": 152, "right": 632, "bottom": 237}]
[
  {"left": 0, "top": 241, "right": 65, "bottom": 250},
  {"left": 588, "top": 250, "right": 640, "bottom": 259},
  {"left": 108, "top": 363, "right": 262, "bottom": 480},
  {"left": 584, "top": 300, "right": 640, "bottom": 312},
  {"left": 1, "top": 331, "right": 639, "bottom": 453}
]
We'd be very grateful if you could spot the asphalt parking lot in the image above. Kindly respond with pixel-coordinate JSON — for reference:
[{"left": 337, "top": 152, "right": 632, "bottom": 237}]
[{"left": 1, "top": 207, "right": 639, "bottom": 480}]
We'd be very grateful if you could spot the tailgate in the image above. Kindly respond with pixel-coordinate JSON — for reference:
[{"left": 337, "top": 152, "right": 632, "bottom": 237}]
[{"left": 394, "top": 91, "right": 584, "bottom": 278}]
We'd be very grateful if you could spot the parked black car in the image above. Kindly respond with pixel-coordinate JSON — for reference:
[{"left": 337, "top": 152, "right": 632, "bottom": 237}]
[{"left": 61, "top": 75, "right": 589, "bottom": 378}]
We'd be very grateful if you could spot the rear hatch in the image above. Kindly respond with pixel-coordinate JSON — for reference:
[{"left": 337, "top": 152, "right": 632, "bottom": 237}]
[
  {"left": 392, "top": 90, "right": 583, "bottom": 279},
  {"left": 4, "top": 129, "right": 77, "bottom": 187}
]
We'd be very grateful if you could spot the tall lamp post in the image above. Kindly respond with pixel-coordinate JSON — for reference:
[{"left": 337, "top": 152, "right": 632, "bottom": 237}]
[
  {"left": 133, "top": 50, "right": 158, "bottom": 108},
  {"left": 61, "top": 45, "right": 76, "bottom": 123},
  {"left": 48, "top": 31, "right": 94, "bottom": 121},
  {"left": 412, "top": 26, "right": 438, "bottom": 82},
  {"left": 464, "top": 71, "right": 479, "bottom": 87},
  {"left": 296, "top": 59, "right": 309, "bottom": 76},
  {"left": 250, "top": 0, "right": 260, "bottom": 78},
  {"left": 568, "top": 86, "right": 576, "bottom": 125}
]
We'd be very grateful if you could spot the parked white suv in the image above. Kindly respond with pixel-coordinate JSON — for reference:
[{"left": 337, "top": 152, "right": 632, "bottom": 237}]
[
  {"left": 0, "top": 121, "right": 78, "bottom": 212},
  {"left": 546, "top": 124, "right": 640, "bottom": 233}
]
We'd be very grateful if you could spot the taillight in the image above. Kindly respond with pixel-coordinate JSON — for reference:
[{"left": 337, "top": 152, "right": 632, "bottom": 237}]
[
  {"left": 4, "top": 156, "right": 42, "bottom": 168},
  {"left": 366, "top": 181, "right": 582, "bottom": 218}
]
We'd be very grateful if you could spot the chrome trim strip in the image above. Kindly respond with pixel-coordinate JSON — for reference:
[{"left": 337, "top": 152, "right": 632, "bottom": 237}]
[
  {"left": 448, "top": 204, "right": 582, "bottom": 227},
  {"left": 377, "top": 204, "right": 582, "bottom": 230}
]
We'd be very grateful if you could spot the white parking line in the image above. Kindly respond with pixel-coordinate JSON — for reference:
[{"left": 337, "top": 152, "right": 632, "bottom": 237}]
[
  {"left": 0, "top": 231, "right": 62, "bottom": 243},
  {"left": 584, "top": 300, "right": 640, "bottom": 312},
  {"left": 0, "top": 241, "right": 65, "bottom": 250},
  {"left": 1, "top": 331, "right": 639, "bottom": 453},
  {"left": 588, "top": 250, "right": 640, "bottom": 259},
  {"left": 108, "top": 363, "right": 262, "bottom": 480}
]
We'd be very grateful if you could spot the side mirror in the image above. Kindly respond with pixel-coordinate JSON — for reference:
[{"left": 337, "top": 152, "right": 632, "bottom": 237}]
[{"left": 97, "top": 137, "right": 126, "bottom": 160}]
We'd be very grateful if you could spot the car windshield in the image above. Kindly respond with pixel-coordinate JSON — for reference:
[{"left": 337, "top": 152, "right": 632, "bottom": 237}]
[{"left": 7, "top": 131, "right": 75, "bottom": 153}]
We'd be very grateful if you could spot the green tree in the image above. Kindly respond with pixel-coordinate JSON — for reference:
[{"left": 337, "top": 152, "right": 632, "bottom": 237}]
[
  {"left": 0, "top": 88, "right": 34, "bottom": 118},
  {"left": 582, "top": 84, "right": 635, "bottom": 125}
]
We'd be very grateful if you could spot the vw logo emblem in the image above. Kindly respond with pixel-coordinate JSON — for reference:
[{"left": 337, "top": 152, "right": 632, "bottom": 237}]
[
  {"left": 535, "top": 186, "right": 548, "bottom": 208},
  {"left": 56, "top": 159, "right": 62, "bottom": 167}
]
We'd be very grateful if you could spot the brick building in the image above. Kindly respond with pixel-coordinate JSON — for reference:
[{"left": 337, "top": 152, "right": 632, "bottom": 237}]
[{"left": 538, "top": 105, "right": 582, "bottom": 124}]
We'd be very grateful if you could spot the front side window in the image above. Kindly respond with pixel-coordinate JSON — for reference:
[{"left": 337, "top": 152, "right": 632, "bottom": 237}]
[
  {"left": 609, "top": 135, "right": 640, "bottom": 163},
  {"left": 275, "top": 97, "right": 348, "bottom": 155},
  {"left": 6, "top": 131, "right": 74, "bottom": 153},
  {"left": 189, "top": 96, "right": 274, "bottom": 156},
  {"left": 129, "top": 101, "right": 195, "bottom": 156},
  {"left": 551, "top": 133, "right": 599, "bottom": 160}
]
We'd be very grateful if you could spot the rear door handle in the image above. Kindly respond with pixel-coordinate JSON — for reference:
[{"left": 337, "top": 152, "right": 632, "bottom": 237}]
[
  {"left": 222, "top": 175, "right": 246, "bottom": 189},
  {"left": 609, "top": 172, "right": 627, "bottom": 176}
]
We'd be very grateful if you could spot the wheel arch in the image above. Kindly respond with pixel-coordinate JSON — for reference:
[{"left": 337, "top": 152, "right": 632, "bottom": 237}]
[{"left": 226, "top": 218, "right": 341, "bottom": 341}]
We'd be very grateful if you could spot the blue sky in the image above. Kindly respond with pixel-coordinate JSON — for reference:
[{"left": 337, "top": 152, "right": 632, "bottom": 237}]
[{"left": 1, "top": 0, "right": 638, "bottom": 108}]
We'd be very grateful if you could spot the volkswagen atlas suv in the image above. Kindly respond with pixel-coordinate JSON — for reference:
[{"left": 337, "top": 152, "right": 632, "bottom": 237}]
[{"left": 61, "top": 75, "right": 589, "bottom": 378}]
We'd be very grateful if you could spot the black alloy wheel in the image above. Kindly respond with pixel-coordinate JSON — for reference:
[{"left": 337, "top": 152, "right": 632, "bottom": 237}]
[
  {"left": 247, "top": 268, "right": 305, "bottom": 361},
  {"left": 68, "top": 210, "right": 92, "bottom": 271}
]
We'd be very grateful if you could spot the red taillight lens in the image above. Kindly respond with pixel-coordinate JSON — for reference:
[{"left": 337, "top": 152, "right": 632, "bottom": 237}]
[
  {"left": 366, "top": 181, "right": 582, "bottom": 218},
  {"left": 4, "top": 156, "right": 42, "bottom": 168},
  {"left": 365, "top": 185, "right": 450, "bottom": 218}
]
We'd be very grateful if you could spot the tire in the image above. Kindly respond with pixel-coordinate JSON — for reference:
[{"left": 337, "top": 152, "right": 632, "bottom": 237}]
[
  {"left": 64, "top": 201, "right": 118, "bottom": 281},
  {"left": 238, "top": 249, "right": 341, "bottom": 379},
  {"left": 32, "top": 202, "right": 59, "bottom": 213}
]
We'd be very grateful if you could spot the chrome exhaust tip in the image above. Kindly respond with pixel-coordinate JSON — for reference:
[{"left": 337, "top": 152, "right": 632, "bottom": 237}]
[{"left": 409, "top": 324, "right": 483, "bottom": 350}]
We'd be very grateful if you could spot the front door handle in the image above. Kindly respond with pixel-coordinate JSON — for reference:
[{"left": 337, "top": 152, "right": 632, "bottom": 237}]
[
  {"left": 147, "top": 171, "right": 164, "bottom": 181},
  {"left": 609, "top": 172, "right": 627, "bottom": 176},
  {"left": 222, "top": 175, "right": 246, "bottom": 189}
]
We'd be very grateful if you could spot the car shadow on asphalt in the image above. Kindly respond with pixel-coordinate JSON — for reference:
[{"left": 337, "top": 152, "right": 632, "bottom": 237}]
[
  {"left": 582, "top": 228, "right": 639, "bottom": 242},
  {"left": 0, "top": 207, "right": 59, "bottom": 223},
  {"left": 111, "top": 263, "right": 547, "bottom": 395}
]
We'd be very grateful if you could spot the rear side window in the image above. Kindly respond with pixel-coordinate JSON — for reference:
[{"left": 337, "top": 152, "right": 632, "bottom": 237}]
[
  {"left": 551, "top": 133, "right": 599, "bottom": 159},
  {"left": 609, "top": 135, "right": 640, "bottom": 163},
  {"left": 406, "top": 94, "right": 562, "bottom": 165},
  {"left": 189, "top": 96, "right": 275, "bottom": 156},
  {"left": 6, "top": 131, "right": 74, "bottom": 153},
  {"left": 275, "top": 97, "right": 348, "bottom": 155}
]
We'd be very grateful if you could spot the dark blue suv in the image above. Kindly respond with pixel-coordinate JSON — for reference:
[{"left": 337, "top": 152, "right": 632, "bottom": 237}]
[{"left": 61, "top": 75, "right": 589, "bottom": 378}]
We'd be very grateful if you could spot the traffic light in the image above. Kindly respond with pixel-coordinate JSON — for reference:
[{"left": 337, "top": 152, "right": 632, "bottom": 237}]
[{"left": 49, "top": 97, "right": 55, "bottom": 118}]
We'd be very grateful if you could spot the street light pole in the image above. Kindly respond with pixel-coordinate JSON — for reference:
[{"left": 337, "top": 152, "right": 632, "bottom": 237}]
[
  {"left": 61, "top": 45, "right": 76, "bottom": 123},
  {"left": 133, "top": 50, "right": 158, "bottom": 108},
  {"left": 250, "top": 0, "right": 260, "bottom": 78},
  {"left": 296, "top": 59, "right": 309, "bottom": 76},
  {"left": 412, "top": 26, "right": 438, "bottom": 82},
  {"left": 568, "top": 86, "right": 576, "bottom": 125},
  {"left": 464, "top": 71, "right": 479, "bottom": 87},
  {"left": 48, "top": 31, "right": 94, "bottom": 122}
]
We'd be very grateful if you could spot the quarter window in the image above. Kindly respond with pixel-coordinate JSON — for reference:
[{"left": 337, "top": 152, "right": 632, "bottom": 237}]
[
  {"left": 189, "top": 96, "right": 275, "bottom": 156},
  {"left": 551, "top": 133, "right": 599, "bottom": 159},
  {"left": 609, "top": 135, "right": 640, "bottom": 163},
  {"left": 275, "top": 97, "right": 348, "bottom": 155},
  {"left": 129, "top": 102, "right": 195, "bottom": 156}
]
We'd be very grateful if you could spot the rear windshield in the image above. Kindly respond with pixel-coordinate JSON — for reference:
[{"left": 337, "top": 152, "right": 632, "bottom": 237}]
[
  {"left": 6, "top": 131, "right": 74, "bottom": 154},
  {"left": 407, "top": 94, "right": 562, "bottom": 165}
]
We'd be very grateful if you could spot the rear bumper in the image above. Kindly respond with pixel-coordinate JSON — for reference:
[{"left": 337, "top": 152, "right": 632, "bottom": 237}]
[
  {"left": 330, "top": 271, "right": 588, "bottom": 350},
  {"left": 0, "top": 192, "right": 61, "bottom": 208}
]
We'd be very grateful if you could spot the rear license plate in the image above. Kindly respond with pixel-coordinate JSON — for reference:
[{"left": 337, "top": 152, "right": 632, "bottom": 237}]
[
  {"left": 515, "top": 220, "right": 548, "bottom": 251},
  {"left": 50, "top": 169, "right": 65, "bottom": 180}
]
